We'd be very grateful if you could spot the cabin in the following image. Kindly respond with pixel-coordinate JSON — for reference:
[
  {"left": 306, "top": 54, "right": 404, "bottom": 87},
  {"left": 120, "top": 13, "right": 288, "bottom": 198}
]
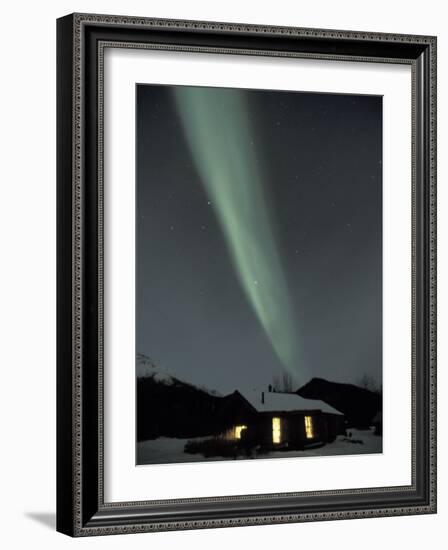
[{"left": 220, "top": 388, "right": 345, "bottom": 451}]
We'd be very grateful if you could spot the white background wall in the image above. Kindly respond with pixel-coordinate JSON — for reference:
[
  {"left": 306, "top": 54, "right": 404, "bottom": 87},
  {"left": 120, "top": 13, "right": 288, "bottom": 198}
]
[{"left": 0, "top": 1, "right": 445, "bottom": 548}]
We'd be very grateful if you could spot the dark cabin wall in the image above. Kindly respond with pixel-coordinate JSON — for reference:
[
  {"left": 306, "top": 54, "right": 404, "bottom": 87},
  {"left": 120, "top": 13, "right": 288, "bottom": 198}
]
[
  {"left": 283, "top": 413, "right": 307, "bottom": 445},
  {"left": 247, "top": 413, "right": 311, "bottom": 448},
  {"left": 243, "top": 412, "right": 345, "bottom": 449}
]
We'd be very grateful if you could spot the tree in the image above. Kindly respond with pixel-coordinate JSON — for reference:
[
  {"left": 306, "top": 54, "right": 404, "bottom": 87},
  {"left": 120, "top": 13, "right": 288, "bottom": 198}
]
[
  {"left": 282, "top": 372, "right": 294, "bottom": 392},
  {"left": 272, "top": 374, "right": 281, "bottom": 392},
  {"left": 272, "top": 371, "right": 295, "bottom": 393}
]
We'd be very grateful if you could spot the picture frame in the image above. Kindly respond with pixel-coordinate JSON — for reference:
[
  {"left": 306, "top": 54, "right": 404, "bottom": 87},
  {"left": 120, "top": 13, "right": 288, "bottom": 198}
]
[{"left": 56, "top": 12, "right": 437, "bottom": 537}]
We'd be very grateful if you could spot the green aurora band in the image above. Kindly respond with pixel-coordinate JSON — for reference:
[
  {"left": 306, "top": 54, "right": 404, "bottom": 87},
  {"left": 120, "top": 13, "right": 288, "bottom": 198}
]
[{"left": 173, "top": 86, "right": 302, "bottom": 380}]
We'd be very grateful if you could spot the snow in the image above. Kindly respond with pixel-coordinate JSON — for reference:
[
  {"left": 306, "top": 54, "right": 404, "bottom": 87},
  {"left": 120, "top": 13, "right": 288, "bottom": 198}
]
[
  {"left": 151, "top": 371, "right": 175, "bottom": 384},
  {"left": 137, "top": 438, "right": 225, "bottom": 464},
  {"left": 267, "top": 429, "right": 382, "bottom": 458},
  {"left": 137, "top": 428, "right": 382, "bottom": 465},
  {"left": 136, "top": 352, "right": 221, "bottom": 395},
  {"left": 239, "top": 389, "right": 343, "bottom": 416},
  {"left": 137, "top": 353, "right": 185, "bottom": 386}
]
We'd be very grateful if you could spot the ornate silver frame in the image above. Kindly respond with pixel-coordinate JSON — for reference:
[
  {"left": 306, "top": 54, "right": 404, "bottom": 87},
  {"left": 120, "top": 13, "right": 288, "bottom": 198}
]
[{"left": 57, "top": 13, "right": 437, "bottom": 537}]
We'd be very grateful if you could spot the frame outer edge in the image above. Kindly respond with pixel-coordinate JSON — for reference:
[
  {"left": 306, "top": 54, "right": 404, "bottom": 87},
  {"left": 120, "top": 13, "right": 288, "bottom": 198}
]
[
  {"left": 56, "top": 13, "right": 77, "bottom": 537},
  {"left": 428, "top": 36, "right": 437, "bottom": 514},
  {"left": 60, "top": 13, "right": 437, "bottom": 536},
  {"left": 73, "top": 11, "right": 436, "bottom": 44}
]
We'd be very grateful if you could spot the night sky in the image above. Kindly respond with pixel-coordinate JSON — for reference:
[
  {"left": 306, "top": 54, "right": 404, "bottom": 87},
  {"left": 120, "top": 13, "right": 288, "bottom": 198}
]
[{"left": 136, "top": 84, "right": 382, "bottom": 394}]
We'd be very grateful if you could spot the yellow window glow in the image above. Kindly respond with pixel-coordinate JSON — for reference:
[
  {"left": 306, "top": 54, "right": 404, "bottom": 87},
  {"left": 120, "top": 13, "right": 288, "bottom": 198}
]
[
  {"left": 234, "top": 425, "right": 247, "bottom": 439},
  {"left": 272, "top": 417, "right": 281, "bottom": 444},
  {"left": 304, "top": 416, "right": 314, "bottom": 439}
]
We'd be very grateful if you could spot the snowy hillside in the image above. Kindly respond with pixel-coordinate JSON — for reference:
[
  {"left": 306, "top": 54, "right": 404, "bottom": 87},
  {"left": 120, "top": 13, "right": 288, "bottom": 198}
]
[
  {"left": 137, "top": 352, "right": 221, "bottom": 395},
  {"left": 136, "top": 353, "right": 178, "bottom": 385},
  {"left": 136, "top": 353, "right": 226, "bottom": 441}
]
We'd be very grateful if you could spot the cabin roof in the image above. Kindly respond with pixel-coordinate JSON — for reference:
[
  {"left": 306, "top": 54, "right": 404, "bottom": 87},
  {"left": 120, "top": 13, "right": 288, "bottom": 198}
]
[{"left": 238, "top": 389, "right": 343, "bottom": 416}]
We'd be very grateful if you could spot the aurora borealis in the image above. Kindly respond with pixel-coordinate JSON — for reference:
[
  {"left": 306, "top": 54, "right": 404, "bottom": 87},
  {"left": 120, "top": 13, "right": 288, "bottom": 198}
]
[
  {"left": 136, "top": 84, "right": 382, "bottom": 393},
  {"left": 173, "top": 86, "right": 301, "bottom": 380}
]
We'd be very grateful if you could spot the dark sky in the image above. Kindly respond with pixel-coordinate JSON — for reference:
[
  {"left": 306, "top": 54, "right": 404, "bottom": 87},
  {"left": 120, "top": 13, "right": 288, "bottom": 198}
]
[{"left": 136, "top": 84, "right": 382, "bottom": 394}]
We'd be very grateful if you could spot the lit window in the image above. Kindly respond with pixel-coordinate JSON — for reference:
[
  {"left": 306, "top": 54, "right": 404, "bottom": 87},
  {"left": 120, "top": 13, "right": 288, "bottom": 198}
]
[
  {"left": 304, "top": 416, "right": 314, "bottom": 439},
  {"left": 272, "top": 417, "right": 281, "bottom": 444},
  {"left": 234, "top": 425, "right": 247, "bottom": 439}
]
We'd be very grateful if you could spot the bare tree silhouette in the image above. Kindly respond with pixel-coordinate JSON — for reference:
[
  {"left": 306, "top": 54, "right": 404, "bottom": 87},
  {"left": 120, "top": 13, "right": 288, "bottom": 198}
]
[{"left": 272, "top": 371, "right": 294, "bottom": 392}]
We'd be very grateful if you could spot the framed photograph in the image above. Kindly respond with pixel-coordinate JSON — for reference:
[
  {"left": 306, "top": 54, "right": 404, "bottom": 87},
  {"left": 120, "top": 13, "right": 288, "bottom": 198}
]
[{"left": 57, "top": 13, "right": 437, "bottom": 536}]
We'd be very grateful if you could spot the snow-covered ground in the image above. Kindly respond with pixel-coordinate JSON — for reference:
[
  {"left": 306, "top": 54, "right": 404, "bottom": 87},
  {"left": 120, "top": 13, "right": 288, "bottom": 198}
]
[
  {"left": 137, "top": 437, "right": 225, "bottom": 464},
  {"left": 267, "top": 428, "right": 381, "bottom": 458},
  {"left": 137, "top": 428, "right": 382, "bottom": 465}
]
